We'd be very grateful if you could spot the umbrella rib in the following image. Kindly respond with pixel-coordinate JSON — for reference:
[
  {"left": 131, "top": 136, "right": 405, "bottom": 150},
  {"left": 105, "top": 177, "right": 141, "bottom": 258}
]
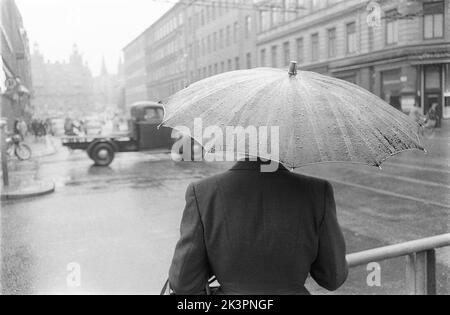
[
  {"left": 319, "top": 75, "right": 423, "bottom": 156},
  {"left": 320, "top": 75, "right": 422, "bottom": 149},
  {"left": 331, "top": 91, "right": 382, "bottom": 165},
  {"left": 296, "top": 78, "right": 327, "bottom": 163},
  {"left": 348, "top": 88, "right": 423, "bottom": 152},
  {"left": 323, "top": 90, "right": 357, "bottom": 161}
]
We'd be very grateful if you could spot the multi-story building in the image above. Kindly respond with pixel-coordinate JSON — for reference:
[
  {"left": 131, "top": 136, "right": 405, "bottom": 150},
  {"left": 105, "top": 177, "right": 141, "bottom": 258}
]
[
  {"left": 184, "top": 0, "right": 258, "bottom": 85},
  {"left": 145, "top": 2, "right": 187, "bottom": 101},
  {"left": 1, "top": 0, "right": 33, "bottom": 129},
  {"left": 256, "top": 0, "right": 450, "bottom": 119},
  {"left": 123, "top": 32, "right": 148, "bottom": 106},
  {"left": 123, "top": 0, "right": 259, "bottom": 103},
  {"left": 31, "top": 44, "right": 94, "bottom": 117}
]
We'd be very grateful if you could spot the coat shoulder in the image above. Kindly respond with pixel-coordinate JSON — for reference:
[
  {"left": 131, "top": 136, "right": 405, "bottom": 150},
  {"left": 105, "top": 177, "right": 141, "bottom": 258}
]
[{"left": 289, "top": 172, "right": 329, "bottom": 187}]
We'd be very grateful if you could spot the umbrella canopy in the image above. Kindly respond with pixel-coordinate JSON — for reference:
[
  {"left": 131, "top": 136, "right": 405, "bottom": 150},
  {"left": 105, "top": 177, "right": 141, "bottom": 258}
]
[{"left": 163, "top": 62, "right": 425, "bottom": 168}]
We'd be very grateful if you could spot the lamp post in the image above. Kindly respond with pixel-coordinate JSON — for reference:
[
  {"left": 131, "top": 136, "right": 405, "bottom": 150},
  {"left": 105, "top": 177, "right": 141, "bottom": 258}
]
[{"left": 0, "top": 118, "right": 9, "bottom": 187}]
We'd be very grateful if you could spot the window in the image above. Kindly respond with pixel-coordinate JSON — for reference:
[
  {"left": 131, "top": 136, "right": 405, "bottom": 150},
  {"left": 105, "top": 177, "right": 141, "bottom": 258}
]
[
  {"left": 260, "top": 10, "right": 271, "bottom": 32},
  {"left": 296, "top": 38, "right": 304, "bottom": 64},
  {"left": 271, "top": 45, "right": 278, "bottom": 68},
  {"left": 311, "top": 33, "right": 319, "bottom": 61},
  {"left": 260, "top": 49, "right": 266, "bottom": 67},
  {"left": 386, "top": 10, "right": 399, "bottom": 45},
  {"left": 228, "top": 59, "right": 232, "bottom": 71},
  {"left": 235, "top": 57, "right": 240, "bottom": 70},
  {"left": 424, "top": 1, "right": 444, "bottom": 39},
  {"left": 328, "top": 28, "right": 336, "bottom": 57},
  {"left": 283, "top": 41, "right": 291, "bottom": 66},
  {"left": 245, "top": 16, "right": 252, "bottom": 39},
  {"left": 207, "top": 35, "right": 211, "bottom": 53},
  {"left": 212, "top": 2, "right": 216, "bottom": 20},
  {"left": 246, "top": 53, "right": 252, "bottom": 69},
  {"left": 346, "top": 22, "right": 357, "bottom": 54},
  {"left": 144, "top": 108, "right": 164, "bottom": 122},
  {"left": 219, "top": 29, "right": 224, "bottom": 49},
  {"left": 233, "top": 22, "right": 239, "bottom": 43},
  {"left": 226, "top": 26, "right": 231, "bottom": 46}
]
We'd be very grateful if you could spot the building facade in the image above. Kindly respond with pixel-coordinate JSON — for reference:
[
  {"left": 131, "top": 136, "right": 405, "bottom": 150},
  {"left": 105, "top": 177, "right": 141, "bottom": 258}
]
[
  {"left": 123, "top": 33, "right": 148, "bottom": 106},
  {"left": 31, "top": 44, "right": 94, "bottom": 117},
  {"left": 1, "top": 0, "right": 33, "bottom": 130},
  {"left": 184, "top": 0, "right": 258, "bottom": 85},
  {"left": 145, "top": 2, "right": 187, "bottom": 102},
  {"left": 123, "top": 0, "right": 259, "bottom": 105},
  {"left": 255, "top": 0, "right": 450, "bottom": 119}
]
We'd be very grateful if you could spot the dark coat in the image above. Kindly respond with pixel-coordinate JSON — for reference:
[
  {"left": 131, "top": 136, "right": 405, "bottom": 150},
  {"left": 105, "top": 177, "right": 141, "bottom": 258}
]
[{"left": 169, "top": 161, "right": 348, "bottom": 295}]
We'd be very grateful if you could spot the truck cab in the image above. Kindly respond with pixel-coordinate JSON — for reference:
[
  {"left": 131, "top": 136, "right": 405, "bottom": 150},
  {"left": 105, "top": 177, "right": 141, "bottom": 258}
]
[{"left": 129, "top": 102, "right": 174, "bottom": 151}]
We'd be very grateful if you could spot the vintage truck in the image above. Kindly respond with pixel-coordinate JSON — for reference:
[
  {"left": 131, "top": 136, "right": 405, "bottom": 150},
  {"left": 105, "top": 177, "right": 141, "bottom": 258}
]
[{"left": 62, "top": 101, "right": 193, "bottom": 166}]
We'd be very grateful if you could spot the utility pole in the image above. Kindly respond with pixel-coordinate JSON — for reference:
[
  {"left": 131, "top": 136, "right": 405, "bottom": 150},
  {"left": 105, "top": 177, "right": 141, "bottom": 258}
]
[{"left": 1, "top": 118, "right": 9, "bottom": 187}]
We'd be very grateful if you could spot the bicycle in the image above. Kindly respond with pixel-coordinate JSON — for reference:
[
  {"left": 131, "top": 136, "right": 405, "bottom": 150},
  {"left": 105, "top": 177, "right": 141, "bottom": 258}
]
[{"left": 5, "top": 134, "right": 32, "bottom": 161}]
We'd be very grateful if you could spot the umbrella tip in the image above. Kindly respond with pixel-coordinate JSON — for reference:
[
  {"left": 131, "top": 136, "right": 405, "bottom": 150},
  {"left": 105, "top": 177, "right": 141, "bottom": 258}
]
[{"left": 288, "top": 61, "right": 298, "bottom": 78}]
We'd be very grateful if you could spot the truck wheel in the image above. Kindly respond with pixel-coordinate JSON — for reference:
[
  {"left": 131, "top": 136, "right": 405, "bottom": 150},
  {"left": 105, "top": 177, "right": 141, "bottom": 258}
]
[{"left": 91, "top": 143, "right": 115, "bottom": 166}]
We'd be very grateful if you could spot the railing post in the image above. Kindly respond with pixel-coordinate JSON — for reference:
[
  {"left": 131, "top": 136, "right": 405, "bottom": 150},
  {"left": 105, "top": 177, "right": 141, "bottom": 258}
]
[
  {"left": 415, "top": 251, "right": 427, "bottom": 295},
  {"left": 0, "top": 120, "right": 9, "bottom": 187},
  {"left": 426, "top": 249, "right": 436, "bottom": 295},
  {"left": 405, "top": 250, "right": 437, "bottom": 295},
  {"left": 405, "top": 254, "right": 416, "bottom": 295}
]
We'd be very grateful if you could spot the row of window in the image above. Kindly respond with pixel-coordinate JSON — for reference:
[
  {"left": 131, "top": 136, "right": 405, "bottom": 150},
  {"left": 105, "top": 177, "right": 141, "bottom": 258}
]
[
  {"left": 259, "top": 0, "right": 346, "bottom": 32},
  {"left": 261, "top": 21, "right": 356, "bottom": 68},
  {"left": 147, "top": 40, "right": 184, "bottom": 64},
  {"left": 260, "top": 1, "right": 445, "bottom": 68},
  {"left": 148, "top": 59, "right": 186, "bottom": 82},
  {"left": 154, "top": 13, "right": 184, "bottom": 42},
  {"left": 187, "top": 0, "right": 243, "bottom": 31},
  {"left": 188, "top": 17, "right": 251, "bottom": 58},
  {"left": 190, "top": 52, "right": 254, "bottom": 81}
]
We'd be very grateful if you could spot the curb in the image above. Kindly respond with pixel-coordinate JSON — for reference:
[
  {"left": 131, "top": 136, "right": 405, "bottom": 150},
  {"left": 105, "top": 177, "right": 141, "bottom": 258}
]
[{"left": 1, "top": 181, "right": 56, "bottom": 201}]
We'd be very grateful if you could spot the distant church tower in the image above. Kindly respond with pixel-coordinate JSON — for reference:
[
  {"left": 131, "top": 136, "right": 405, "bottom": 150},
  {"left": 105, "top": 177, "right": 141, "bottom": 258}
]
[
  {"left": 70, "top": 44, "right": 82, "bottom": 65},
  {"left": 101, "top": 56, "right": 109, "bottom": 76}
]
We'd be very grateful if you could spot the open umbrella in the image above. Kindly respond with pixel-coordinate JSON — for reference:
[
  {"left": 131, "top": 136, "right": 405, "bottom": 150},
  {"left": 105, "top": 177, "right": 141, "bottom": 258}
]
[{"left": 163, "top": 62, "right": 425, "bottom": 168}]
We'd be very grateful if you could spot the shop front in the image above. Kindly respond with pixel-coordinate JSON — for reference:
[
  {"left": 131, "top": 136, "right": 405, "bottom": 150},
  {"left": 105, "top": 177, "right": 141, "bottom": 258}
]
[
  {"left": 443, "top": 64, "right": 450, "bottom": 120},
  {"left": 419, "top": 63, "right": 449, "bottom": 125}
]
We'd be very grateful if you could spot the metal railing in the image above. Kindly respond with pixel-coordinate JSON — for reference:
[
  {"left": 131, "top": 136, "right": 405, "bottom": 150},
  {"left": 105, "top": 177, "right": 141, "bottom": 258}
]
[{"left": 346, "top": 233, "right": 450, "bottom": 295}]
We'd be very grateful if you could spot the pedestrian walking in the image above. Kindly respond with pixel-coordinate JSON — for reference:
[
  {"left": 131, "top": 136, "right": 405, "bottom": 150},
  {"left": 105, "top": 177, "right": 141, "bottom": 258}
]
[{"left": 425, "top": 103, "right": 439, "bottom": 129}]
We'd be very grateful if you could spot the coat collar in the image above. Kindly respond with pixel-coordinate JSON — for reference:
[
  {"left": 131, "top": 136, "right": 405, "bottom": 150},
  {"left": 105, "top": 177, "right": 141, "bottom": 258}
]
[{"left": 230, "top": 160, "right": 289, "bottom": 172}]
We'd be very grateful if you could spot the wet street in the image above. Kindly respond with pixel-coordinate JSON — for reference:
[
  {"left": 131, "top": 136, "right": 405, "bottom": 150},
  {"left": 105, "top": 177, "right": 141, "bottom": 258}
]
[{"left": 1, "top": 128, "right": 449, "bottom": 295}]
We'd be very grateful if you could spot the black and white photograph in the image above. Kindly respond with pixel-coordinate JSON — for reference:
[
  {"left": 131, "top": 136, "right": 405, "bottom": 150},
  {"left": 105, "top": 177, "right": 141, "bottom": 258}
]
[{"left": 0, "top": 0, "right": 449, "bottom": 300}]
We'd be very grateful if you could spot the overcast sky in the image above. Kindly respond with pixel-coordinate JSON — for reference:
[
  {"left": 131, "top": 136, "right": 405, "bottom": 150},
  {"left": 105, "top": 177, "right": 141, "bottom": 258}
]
[{"left": 16, "top": 0, "right": 173, "bottom": 76}]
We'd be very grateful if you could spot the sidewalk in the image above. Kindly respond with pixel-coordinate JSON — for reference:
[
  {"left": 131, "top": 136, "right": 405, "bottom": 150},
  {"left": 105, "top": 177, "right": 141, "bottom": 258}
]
[{"left": 1, "top": 136, "right": 59, "bottom": 201}]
